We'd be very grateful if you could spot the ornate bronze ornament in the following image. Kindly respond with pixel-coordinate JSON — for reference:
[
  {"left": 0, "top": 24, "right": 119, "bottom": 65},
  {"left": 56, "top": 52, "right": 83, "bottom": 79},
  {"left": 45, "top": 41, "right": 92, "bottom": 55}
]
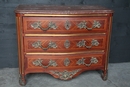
[
  {"left": 31, "top": 21, "right": 57, "bottom": 31},
  {"left": 64, "top": 40, "right": 70, "bottom": 49},
  {"left": 32, "top": 59, "right": 57, "bottom": 68},
  {"left": 64, "top": 58, "right": 70, "bottom": 66},
  {"left": 65, "top": 21, "right": 71, "bottom": 30},
  {"left": 50, "top": 69, "right": 81, "bottom": 80},
  {"left": 31, "top": 21, "right": 41, "bottom": 29},
  {"left": 77, "top": 57, "right": 98, "bottom": 66},
  {"left": 77, "top": 39, "right": 99, "bottom": 48},
  {"left": 77, "top": 20, "right": 101, "bottom": 30},
  {"left": 19, "top": 74, "right": 25, "bottom": 86},
  {"left": 32, "top": 41, "right": 57, "bottom": 51}
]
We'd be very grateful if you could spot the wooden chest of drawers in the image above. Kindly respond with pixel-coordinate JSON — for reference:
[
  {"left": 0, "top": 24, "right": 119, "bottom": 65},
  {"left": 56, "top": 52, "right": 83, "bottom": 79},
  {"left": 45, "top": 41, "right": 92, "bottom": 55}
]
[{"left": 15, "top": 5, "right": 113, "bottom": 86}]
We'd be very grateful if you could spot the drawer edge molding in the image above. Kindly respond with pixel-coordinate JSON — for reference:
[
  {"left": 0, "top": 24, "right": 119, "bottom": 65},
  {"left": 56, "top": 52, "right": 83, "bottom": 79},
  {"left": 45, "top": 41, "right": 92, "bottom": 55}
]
[
  {"left": 25, "top": 50, "right": 104, "bottom": 55},
  {"left": 25, "top": 33, "right": 106, "bottom": 37}
]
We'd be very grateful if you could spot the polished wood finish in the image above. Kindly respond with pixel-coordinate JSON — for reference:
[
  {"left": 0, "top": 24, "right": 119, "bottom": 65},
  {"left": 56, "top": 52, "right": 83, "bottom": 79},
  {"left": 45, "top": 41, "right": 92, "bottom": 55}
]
[
  {"left": 24, "top": 35, "right": 106, "bottom": 52},
  {"left": 25, "top": 53, "right": 104, "bottom": 71},
  {"left": 23, "top": 16, "right": 108, "bottom": 33},
  {"left": 15, "top": 5, "right": 113, "bottom": 86}
]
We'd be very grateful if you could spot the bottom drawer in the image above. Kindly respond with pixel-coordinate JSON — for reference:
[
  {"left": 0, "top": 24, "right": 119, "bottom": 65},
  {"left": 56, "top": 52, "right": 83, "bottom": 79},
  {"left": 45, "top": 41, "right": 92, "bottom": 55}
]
[{"left": 25, "top": 53, "right": 105, "bottom": 72}]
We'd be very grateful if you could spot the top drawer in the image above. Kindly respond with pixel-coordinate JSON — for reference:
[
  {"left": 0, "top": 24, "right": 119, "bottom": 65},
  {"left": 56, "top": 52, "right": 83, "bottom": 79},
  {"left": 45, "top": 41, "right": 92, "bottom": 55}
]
[{"left": 23, "top": 16, "right": 109, "bottom": 34}]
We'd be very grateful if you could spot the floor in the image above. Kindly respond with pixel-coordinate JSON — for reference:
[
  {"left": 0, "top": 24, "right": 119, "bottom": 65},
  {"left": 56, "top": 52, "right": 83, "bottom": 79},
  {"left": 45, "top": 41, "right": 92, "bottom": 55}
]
[{"left": 0, "top": 63, "right": 130, "bottom": 87}]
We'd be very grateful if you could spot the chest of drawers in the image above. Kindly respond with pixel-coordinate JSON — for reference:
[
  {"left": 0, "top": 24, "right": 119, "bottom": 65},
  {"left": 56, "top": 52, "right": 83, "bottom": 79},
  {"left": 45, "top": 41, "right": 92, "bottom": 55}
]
[{"left": 15, "top": 5, "right": 113, "bottom": 86}]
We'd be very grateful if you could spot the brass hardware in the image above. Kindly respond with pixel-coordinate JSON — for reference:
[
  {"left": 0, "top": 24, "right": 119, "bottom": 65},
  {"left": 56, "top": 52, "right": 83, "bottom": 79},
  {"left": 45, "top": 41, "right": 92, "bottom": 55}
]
[
  {"left": 26, "top": 50, "right": 104, "bottom": 55},
  {"left": 64, "top": 58, "right": 70, "bottom": 66},
  {"left": 105, "top": 17, "right": 113, "bottom": 71},
  {"left": 16, "top": 17, "right": 22, "bottom": 75},
  {"left": 25, "top": 33, "right": 106, "bottom": 37},
  {"left": 31, "top": 21, "right": 41, "bottom": 29},
  {"left": 77, "top": 39, "right": 99, "bottom": 48},
  {"left": 32, "top": 59, "right": 57, "bottom": 68},
  {"left": 32, "top": 41, "right": 57, "bottom": 51},
  {"left": 101, "top": 70, "right": 108, "bottom": 81},
  {"left": 31, "top": 21, "right": 57, "bottom": 31},
  {"left": 64, "top": 40, "right": 70, "bottom": 49},
  {"left": 19, "top": 74, "right": 26, "bottom": 86},
  {"left": 77, "top": 57, "right": 98, "bottom": 66},
  {"left": 32, "top": 41, "right": 41, "bottom": 48},
  {"left": 50, "top": 69, "right": 81, "bottom": 80},
  {"left": 78, "top": 20, "right": 101, "bottom": 30},
  {"left": 65, "top": 21, "right": 71, "bottom": 30}
]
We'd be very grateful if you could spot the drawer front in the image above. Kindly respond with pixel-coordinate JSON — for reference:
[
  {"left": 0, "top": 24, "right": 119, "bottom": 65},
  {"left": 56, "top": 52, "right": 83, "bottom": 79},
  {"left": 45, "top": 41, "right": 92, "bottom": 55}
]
[
  {"left": 23, "top": 17, "right": 109, "bottom": 34},
  {"left": 25, "top": 53, "right": 104, "bottom": 70},
  {"left": 24, "top": 35, "right": 106, "bottom": 52}
]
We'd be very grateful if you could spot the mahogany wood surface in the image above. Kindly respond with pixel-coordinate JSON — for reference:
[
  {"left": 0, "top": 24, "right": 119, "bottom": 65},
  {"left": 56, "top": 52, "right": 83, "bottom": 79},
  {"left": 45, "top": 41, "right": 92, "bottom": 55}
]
[
  {"left": 15, "top": 5, "right": 113, "bottom": 86},
  {"left": 25, "top": 53, "right": 104, "bottom": 71},
  {"left": 23, "top": 16, "right": 108, "bottom": 34},
  {"left": 24, "top": 35, "right": 106, "bottom": 52}
]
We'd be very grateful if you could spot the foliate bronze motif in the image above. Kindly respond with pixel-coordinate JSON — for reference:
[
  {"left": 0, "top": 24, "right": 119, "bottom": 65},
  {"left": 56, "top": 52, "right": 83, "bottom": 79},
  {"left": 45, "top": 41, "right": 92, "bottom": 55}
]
[
  {"left": 50, "top": 69, "right": 81, "bottom": 80},
  {"left": 32, "top": 41, "right": 42, "bottom": 48},
  {"left": 19, "top": 74, "right": 26, "bottom": 86},
  {"left": 77, "top": 39, "right": 99, "bottom": 48},
  {"left": 32, "top": 59, "right": 57, "bottom": 68},
  {"left": 77, "top": 57, "right": 98, "bottom": 66},
  {"left": 31, "top": 21, "right": 41, "bottom": 29},
  {"left": 78, "top": 20, "right": 101, "bottom": 30},
  {"left": 31, "top": 21, "right": 57, "bottom": 31},
  {"left": 32, "top": 41, "right": 57, "bottom": 51}
]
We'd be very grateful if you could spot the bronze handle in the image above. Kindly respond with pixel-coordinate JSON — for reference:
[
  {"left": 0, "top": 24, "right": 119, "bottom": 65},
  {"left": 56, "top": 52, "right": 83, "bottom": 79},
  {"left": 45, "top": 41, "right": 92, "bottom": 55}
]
[
  {"left": 32, "top": 41, "right": 57, "bottom": 51},
  {"left": 31, "top": 21, "right": 57, "bottom": 31},
  {"left": 32, "top": 59, "right": 57, "bottom": 68},
  {"left": 77, "top": 57, "right": 98, "bottom": 66},
  {"left": 78, "top": 20, "right": 101, "bottom": 30},
  {"left": 77, "top": 39, "right": 99, "bottom": 48}
]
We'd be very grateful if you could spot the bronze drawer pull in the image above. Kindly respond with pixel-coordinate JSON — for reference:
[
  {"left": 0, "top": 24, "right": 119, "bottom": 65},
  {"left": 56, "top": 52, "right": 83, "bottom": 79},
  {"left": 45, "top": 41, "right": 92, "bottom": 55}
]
[
  {"left": 32, "top": 59, "right": 57, "bottom": 68},
  {"left": 77, "top": 39, "right": 99, "bottom": 48},
  {"left": 32, "top": 41, "right": 57, "bottom": 51},
  {"left": 77, "top": 57, "right": 98, "bottom": 66},
  {"left": 31, "top": 21, "right": 57, "bottom": 31},
  {"left": 78, "top": 20, "right": 101, "bottom": 30}
]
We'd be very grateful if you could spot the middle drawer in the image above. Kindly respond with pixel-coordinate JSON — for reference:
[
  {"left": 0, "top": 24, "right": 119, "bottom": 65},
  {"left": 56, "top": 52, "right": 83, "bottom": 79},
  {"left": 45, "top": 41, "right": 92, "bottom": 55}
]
[{"left": 24, "top": 35, "right": 106, "bottom": 52}]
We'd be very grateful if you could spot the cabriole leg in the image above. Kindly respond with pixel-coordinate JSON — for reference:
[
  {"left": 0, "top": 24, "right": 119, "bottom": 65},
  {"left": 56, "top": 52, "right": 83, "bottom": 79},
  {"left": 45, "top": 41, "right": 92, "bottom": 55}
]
[
  {"left": 19, "top": 74, "right": 26, "bottom": 86},
  {"left": 101, "top": 70, "right": 108, "bottom": 81}
]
